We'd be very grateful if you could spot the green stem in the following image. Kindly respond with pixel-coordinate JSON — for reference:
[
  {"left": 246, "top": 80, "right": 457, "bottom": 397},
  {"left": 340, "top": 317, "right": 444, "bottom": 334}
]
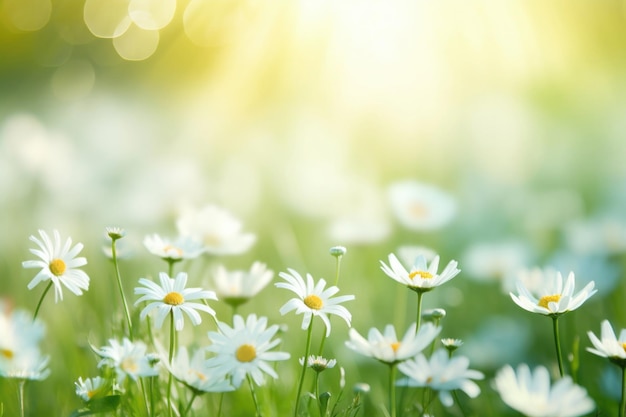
[
  {"left": 620, "top": 365, "right": 626, "bottom": 417},
  {"left": 389, "top": 364, "right": 397, "bottom": 417},
  {"left": 182, "top": 391, "right": 198, "bottom": 417},
  {"left": 17, "top": 380, "right": 25, "bottom": 417},
  {"left": 416, "top": 291, "right": 425, "bottom": 333},
  {"left": 551, "top": 315, "right": 564, "bottom": 378},
  {"left": 33, "top": 281, "right": 52, "bottom": 322},
  {"left": 139, "top": 378, "right": 150, "bottom": 417},
  {"left": 314, "top": 372, "right": 321, "bottom": 417},
  {"left": 217, "top": 393, "right": 224, "bottom": 417},
  {"left": 248, "top": 375, "right": 262, "bottom": 417},
  {"left": 111, "top": 239, "right": 133, "bottom": 340},
  {"left": 333, "top": 254, "right": 343, "bottom": 287},
  {"left": 167, "top": 312, "right": 177, "bottom": 417},
  {"left": 294, "top": 320, "right": 314, "bottom": 417}
]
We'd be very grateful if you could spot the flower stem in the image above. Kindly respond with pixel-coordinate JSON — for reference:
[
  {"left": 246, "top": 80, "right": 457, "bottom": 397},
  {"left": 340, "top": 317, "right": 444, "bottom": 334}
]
[
  {"left": 33, "top": 281, "right": 52, "bottom": 322},
  {"left": 333, "top": 253, "right": 343, "bottom": 287},
  {"left": 248, "top": 374, "right": 262, "bottom": 417},
  {"left": 389, "top": 364, "right": 397, "bottom": 417},
  {"left": 217, "top": 393, "right": 224, "bottom": 417},
  {"left": 17, "top": 379, "right": 25, "bottom": 417},
  {"left": 182, "top": 391, "right": 198, "bottom": 417},
  {"left": 111, "top": 239, "right": 133, "bottom": 340},
  {"left": 294, "top": 320, "right": 314, "bottom": 417},
  {"left": 167, "top": 312, "right": 177, "bottom": 417},
  {"left": 620, "top": 365, "right": 626, "bottom": 417},
  {"left": 551, "top": 315, "right": 564, "bottom": 378},
  {"left": 416, "top": 291, "right": 425, "bottom": 333}
]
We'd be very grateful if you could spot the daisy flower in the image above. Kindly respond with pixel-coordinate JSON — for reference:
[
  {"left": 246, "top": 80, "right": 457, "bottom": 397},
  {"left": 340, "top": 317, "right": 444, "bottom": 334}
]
[
  {"left": 275, "top": 268, "right": 355, "bottom": 336},
  {"left": 380, "top": 253, "right": 460, "bottom": 293},
  {"left": 299, "top": 355, "right": 337, "bottom": 373},
  {"left": 212, "top": 262, "right": 273, "bottom": 308},
  {"left": 206, "top": 314, "right": 290, "bottom": 388},
  {"left": 510, "top": 269, "right": 596, "bottom": 316},
  {"left": 397, "top": 348, "right": 484, "bottom": 407},
  {"left": 387, "top": 181, "right": 456, "bottom": 231},
  {"left": 493, "top": 364, "right": 595, "bottom": 417},
  {"left": 143, "top": 233, "right": 205, "bottom": 261},
  {"left": 22, "top": 229, "right": 90, "bottom": 302},
  {"left": 134, "top": 271, "right": 217, "bottom": 331},
  {"left": 96, "top": 338, "right": 159, "bottom": 384},
  {"left": 176, "top": 204, "right": 256, "bottom": 255},
  {"left": 346, "top": 322, "right": 441, "bottom": 365},
  {"left": 587, "top": 320, "right": 626, "bottom": 364},
  {"left": 165, "top": 346, "right": 234, "bottom": 393},
  {"left": 441, "top": 338, "right": 464, "bottom": 355},
  {"left": 0, "top": 348, "right": 50, "bottom": 380},
  {"left": 75, "top": 376, "right": 108, "bottom": 401}
]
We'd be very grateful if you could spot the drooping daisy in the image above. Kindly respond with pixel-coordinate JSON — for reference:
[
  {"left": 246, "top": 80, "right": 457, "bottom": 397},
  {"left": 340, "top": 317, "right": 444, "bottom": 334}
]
[
  {"left": 493, "top": 364, "right": 595, "bottom": 417},
  {"left": 22, "top": 229, "right": 90, "bottom": 302},
  {"left": 206, "top": 314, "right": 290, "bottom": 388},
  {"left": 143, "top": 233, "right": 205, "bottom": 262},
  {"left": 397, "top": 348, "right": 484, "bottom": 407},
  {"left": 346, "top": 322, "right": 441, "bottom": 365},
  {"left": 510, "top": 269, "right": 596, "bottom": 316},
  {"left": 165, "top": 346, "right": 234, "bottom": 393},
  {"left": 380, "top": 253, "right": 460, "bottom": 293},
  {"left": 96, "top": 338, "right": 159, "bottom": 384},
  {"left": 212, "top": 262, "right": 273, "bottom": 308},
  {"left": 134, "top": 271, "right": 217, "bottom": 331},
  {"left": 176, "top": 204, "right": 256, "bottom": 255},
  {"left": 75, "top": 376, "right": 109, "bottom": 401},
  {"left": 387, "top": 181, "right": 456, "bottom": 231},
  {"left": 275, "top": 268, "right": 355, "bottom": 336},
  {"left": 587, "top": 320, "right": 626, "bottom": 364}
]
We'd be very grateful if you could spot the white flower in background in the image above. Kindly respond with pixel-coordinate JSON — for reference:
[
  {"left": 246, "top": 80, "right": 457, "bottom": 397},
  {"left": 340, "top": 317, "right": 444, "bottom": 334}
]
[
  {"left": 397, "top": 348, "right": 483, "bottom": 407},
  {"left": 564, "top": 216, "right": 626, "bottom": 256},
  {"left": 143, "top": 233, "right": 205, "bottom": 261},
  {"left": 75, "top": 376, "right": 108, "bottom": 401},
  {"left": 346, "top": 322, "right": 440, "bottom": 365},
  {"left": 165, "top": 346, "right": 234, "bottom": 393},
  {"left": 299, "top": 356, "right": 337, "bottom": 373},
  {"left": 206, "top": 314, "right": 290, "bottom": 388},
  {"left": 176, "top": 204, "right": 256, "bottom": 255},
  {"left": 396, "top": 245, "right": 437, "bottom": 269},
  {"left": 135, "top": 271, "right": 217, "bottom": 331},
  {"left": 275, "top": 268, "right": 355, "bottom": 336},
  {"left": 96, "top": 338, "right": 159, "bottom": 384},
  {"left": 587, "top": 320, "right": 626, "bottom": 362},
  {"left": 22, "top": 229, "right": 90, "bottom": 302},
  {"left": 380, "top": 253, "right": 460, "bottom": 292},
  {"left": 441, "top": 338, "right": 464, "bottom": 352},
  {"left": 388, "top": 181, "right": 456, "bottom": 231},
  {"left": 510, "top": 269, "right": 596, "bottom": 316},
  {"left": 0, "top": 348, "right": 50, "bottom": 380},
  {"left": 213, "top": 262, "right": 273, "bottom": 307},
  {"left": 493, "top": 364, "right": 595, "bottom": 417}
]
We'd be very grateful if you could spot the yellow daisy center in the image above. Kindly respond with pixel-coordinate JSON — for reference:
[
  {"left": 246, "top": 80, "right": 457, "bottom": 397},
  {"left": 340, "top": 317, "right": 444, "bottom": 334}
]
[
  {"left": 163, "top": 245, "right": 183, "bottom": 256},
  {"left": 49, "top": 258, "right": 66, "bottom": 276},
  {"left": 163, "top": 291, "right": 184, "bottom": 305},
  {"left": 87, "top": 390, "right": 97, "bottom": 399},
  {"left": 236, "top": 344, "right": 257, "bottom": 362},
  {"left": 409, "top": 270, "right": 433, "bottom": 280},
  {"left": 390, "top": 342, "right": 401, "bottom": 353},
  {"left": 1, "top": 348, "right": 14, "bottom": 359},
  {"left": 121, "top": 357, "right": 138, "bottom": 373},
  {"left": 409, "top": 203, "right": 429, "bottom": 218},
  {"left": 622, "top": 342, "right": 626, "bottom": 352},
  {"left": 304, "top": 294, "right": 323, "bottom": 310},
  {"left": 538, "top": 294, "right": 561, "bottom": 309},
  {"left": 194, "top": 370, "right": 207, "bottom": 381}
]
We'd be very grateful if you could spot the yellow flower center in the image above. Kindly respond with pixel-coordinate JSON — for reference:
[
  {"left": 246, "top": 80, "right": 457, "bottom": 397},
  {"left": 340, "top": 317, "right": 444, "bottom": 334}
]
[
  {"left": 409, "top": 203, "right": 428, "bottom": 218},
  {"left": 304, "top": 294, "right": 323, "bottom": 310},
  {"left": 236, "top": 344, "right": 256, "bottom": 362},
  {"left": 409, "top": 270, "right": 433, "bottom": 280},
  {"left": 426, "top": 376, "right": 433, "bottom": 384},
  {"left": 538, "top": 294, "right": 561, "bottom": 309},
  {"left": 163, "top": 245, "right": 183, "bottom": 256},
  {"left": 49, "top": 258, "right": 66, "bottom": 276},
  {"left": 163, "top": 292, "right": 184, "bottom": 305},
  {"left": 622, "top": 342, "right": 626, "bottom": 352},
  {"left": 194, "top": 370, "right": 207, "bottom": 381},
  {"left": 87, "top": 390, "right": 97, "bottom": 399},
  {"left": 1, "top": 348, "right": 14, "bottom": 359},
  {"left": 121, "top": 357, "right": 138, "bottom": 373},
  {"left": 390, "top": 342, "right": 401, "bottom": 353}
]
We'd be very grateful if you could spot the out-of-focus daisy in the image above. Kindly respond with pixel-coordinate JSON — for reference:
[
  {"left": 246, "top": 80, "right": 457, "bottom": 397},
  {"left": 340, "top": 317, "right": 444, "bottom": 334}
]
[
  {"left": 346, "top": 322, "right": 440, "bottom": 365},
  {"left": 165, "top": 346, "right": 234, "bottom": 393},
  {"left": 206, "top": 314, "right": 290, "bottom": 388},
  {"left": 75, "top": 376, "right": 108, "bottom": 401},
  {"left": 441, "top": 338, "right": 463, "bottom": 355},
  {"left": 275, "top": 268, "right": 355, "bottom": 336},
  {"left": 380, "top": 253, "right": 460, "bottom": 293},
  {"left": 106, "top": 227, "right": 126, "bottom": 241},
  {"left": 134, "top": 271, "right": 217, "bottom": 331},
  {"left": 493, "top": 364, "right": 595, "bottom": 417},
  {"left": 96, "top": 338, "right": 159, "bottom": 384},
  {"left": 587, "top": 320, "right": 626, "bottom": 364},
  {"left": 22, "top": 229, "right": 90, "bottom": 303},
  {"left": 396, "top": 245, "right": 437, "bottom": 269},
  {"left": 387, "top": 181, "right": 456, "bottom": 231},
  {"left": 212, "top": 262, "right": 273, "bottom": 308},
  {"left": 510, "top": 269, "right": 596, "bottom": 316},
  {"left": 299, "top": 355, "right": 337, "bottom": 373},
  {"left": 0, "top": 348, "right": 50, "bottom": 380},
  {"left": 397, "top": 348, "right": 483, "bottom": 407},
  {"left": 564, "top": 216, "right": 626, "bottom": 256},
  {"left": 176, "top": 204, "right": 256, "bottom": 255},
  {"left": 143, "top": 233, "right": 205, "bottom": 262}
]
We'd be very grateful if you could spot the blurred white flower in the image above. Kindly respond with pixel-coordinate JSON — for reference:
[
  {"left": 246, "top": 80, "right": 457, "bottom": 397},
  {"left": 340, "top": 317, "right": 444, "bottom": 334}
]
[
  {"left": 587, "top": 320, "right": 626, "bottom": 363},
  {"left": 96, "top": 338, "right": 159, "bottom": 384},
  {"left": 213, "top": 262, "right": 273, "bottom": 307},
  {"left": 22, "top": 229, "right": 90, "bottom": 302},
  {"left": 165, "top": 346, "right": 234, "bottom": 393},
  {"left": 564, "top": 216, "right": 626, "bottom": 256},
  {"left": 388, "top": 181, "right": 456, "bottom": 231},
  {"left": 176, "top": 204, "right": 256, "bottom": 255},
  {"left": 143, "top": 233, "right": 205, "bottom": 261},
  {"left": 396, "top": 245, "right": 437, "bottom": 269},
  {"left": 75, "top": 376, "right": 108, "bottom": 401},
  {"left": 510, "top": 269, "right": 596, "bottom": 316},
  {"left": 206, "top": 314, "right": 290, "bottom": 388},
  {"left": 380, "top": 253, "right": 460, "bottom": 292},
  {"left": 493, "top": 364, "right": 595, "bottom": 417},
  {"left": 276, "top": 268, "right": 355, "bottom": 336},
  {"left": 346, "top": 322, "right": 440, "bottom": 365},
  {"left": 397, "top": 348, "right": 483, "bottom": 407},
  {"left": 441, "top": 338, "right": 463, "bottom": 352},
  {"left": 299, "top": 355, "right": 337, "bottom": 373}
]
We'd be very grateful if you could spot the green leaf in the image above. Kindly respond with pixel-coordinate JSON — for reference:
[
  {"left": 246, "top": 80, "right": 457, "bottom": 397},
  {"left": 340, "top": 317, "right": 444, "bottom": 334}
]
[{"left": 68, "top": 395, "right": 121, "bottom": 417}]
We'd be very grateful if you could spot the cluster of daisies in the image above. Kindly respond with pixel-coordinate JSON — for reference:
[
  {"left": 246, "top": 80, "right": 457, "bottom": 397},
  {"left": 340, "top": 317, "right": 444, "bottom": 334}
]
[{"left": 2, "top": 202, "right": 626, "bottom": 417}]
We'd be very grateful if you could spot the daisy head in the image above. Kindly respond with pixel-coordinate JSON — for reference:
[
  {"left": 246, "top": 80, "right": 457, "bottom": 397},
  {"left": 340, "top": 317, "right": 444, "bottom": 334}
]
[
  {"left": 493, "top": 364, "right": 595, "bottom": 417},
  {"left": 106, "top": 227, "right": 126, "bottom": 241},
  {"left": 206, "top": 314, "right": 290, "bottom": 388},
  {"left": 134, "top": 271, "right": 217, "bottom": 331},
  {"left": 587, "top": 320, "right": 626, "bottom": 367},
  {"left": 510, "top": 269, "right": 596, "bottom": 316},
  {"left": 299, "top": 355, "right": 337, "bottom": 373},
  {"left": 96, "top": 338, "right": 159, "bottom": 384},
  {"left": 275, "top": 268, "right": 355, "bottom": 336},
  {"left": 75, "top": 376, "right": 109, "bottom": 402},
  {"left": 441, "top": 338, "right": 464, "bottom": 355},
  {"left": 346, "top": 322, "right": 441, "bottom": 365},
  {"left": 387, "top": 181, "right": 456, "bottom": 231},
  {"left": 22, "top": 229, "right": 90, "bottom": 302},
  {"left": 212, "top": 262, "right": 274, "bottom": 308},
  {"left": 380, "top": 253, "right": 460, "bottom": 293},
  {"left": 165, "top": 346, "right": 234, "bottom": 393},
  {"left": 143, "top": 233, "right": 205, "bottom": 262},
  {"left": 397, "top": 348, "right": 484, "bottom": 407}
]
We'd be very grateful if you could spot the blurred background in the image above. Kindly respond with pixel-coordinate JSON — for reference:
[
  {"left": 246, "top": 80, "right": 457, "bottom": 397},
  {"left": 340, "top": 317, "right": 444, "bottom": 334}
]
[{"left": 2, "top": 0, "right": 626, "bottom": 415}]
